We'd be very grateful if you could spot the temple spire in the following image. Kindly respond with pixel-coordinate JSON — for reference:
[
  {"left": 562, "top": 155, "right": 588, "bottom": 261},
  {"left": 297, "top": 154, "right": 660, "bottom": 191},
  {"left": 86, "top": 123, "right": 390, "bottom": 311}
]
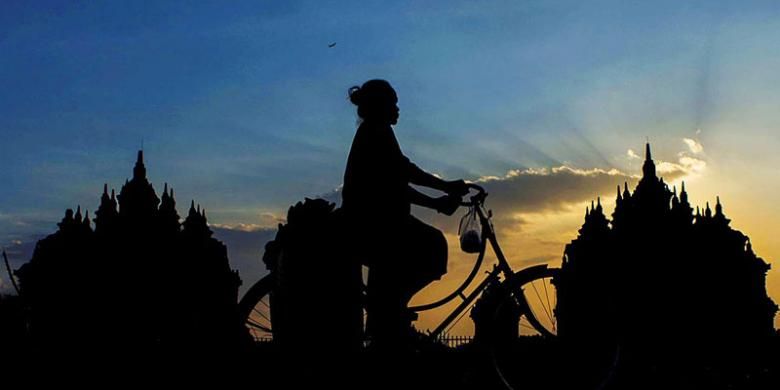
[
  {"left": 58, "top": 209, "right": 74, "bottom": 229},
  {"left": 642, "top": 142, "right": 657, "bottom": 179},
  {"left": 133, "top": 150, "right": 147, "bottom": 180},
  {"left": 713, "top": 196, "right": 730, "bottom": 225},
  {"left": 101, "top": 184, "right": 111, "bottom": 204}
]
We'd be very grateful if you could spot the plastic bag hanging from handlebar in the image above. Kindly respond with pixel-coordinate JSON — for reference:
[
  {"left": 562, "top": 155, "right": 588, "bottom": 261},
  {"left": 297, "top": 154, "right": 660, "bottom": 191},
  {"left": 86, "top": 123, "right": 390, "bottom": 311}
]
[{"left": 458, "top": 205, "right": 483, "bottom": 253}]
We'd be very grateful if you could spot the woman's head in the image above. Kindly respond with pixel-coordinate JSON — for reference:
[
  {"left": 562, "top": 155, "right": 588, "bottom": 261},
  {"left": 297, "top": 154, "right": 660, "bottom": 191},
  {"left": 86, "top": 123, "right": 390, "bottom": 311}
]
[{"left": 348, "top": 79, "right": 399, "bottom": 125}]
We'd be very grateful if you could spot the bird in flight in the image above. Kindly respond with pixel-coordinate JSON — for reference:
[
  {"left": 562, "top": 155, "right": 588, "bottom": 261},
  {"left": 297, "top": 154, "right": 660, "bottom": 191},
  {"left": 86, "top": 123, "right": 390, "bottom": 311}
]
[{"left": 328, "top": 42, "right": 337, "bottom": 48}]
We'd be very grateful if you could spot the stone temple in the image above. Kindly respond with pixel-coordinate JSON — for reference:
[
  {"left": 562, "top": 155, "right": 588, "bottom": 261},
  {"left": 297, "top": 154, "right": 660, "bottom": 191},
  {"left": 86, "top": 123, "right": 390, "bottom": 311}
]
[
  {"left": 16, "top": 151, "right": 244, "bottom": 359},
  {"left": 556, "top": 143, "right": 777, "bottom": 370}
]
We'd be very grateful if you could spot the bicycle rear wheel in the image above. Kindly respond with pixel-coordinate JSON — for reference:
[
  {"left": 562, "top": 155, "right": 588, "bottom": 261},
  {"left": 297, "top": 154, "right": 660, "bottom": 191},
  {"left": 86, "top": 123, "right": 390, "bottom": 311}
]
[{"left": 238, "top": 273, "right": 274, "bottom": 343}]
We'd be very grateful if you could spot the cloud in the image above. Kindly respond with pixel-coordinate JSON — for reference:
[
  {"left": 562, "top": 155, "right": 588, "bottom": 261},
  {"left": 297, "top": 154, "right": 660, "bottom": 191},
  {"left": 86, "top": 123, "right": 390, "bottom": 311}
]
[
  {"left": 0, "top": 235, "right": 42, "bottom": 294},
  {"left": 657, "top": 156, "right": 707, "bottom": 177},
  {"left": 316, "top": 152, "right": 698, "bottom": 234},
  {"left": 627, "top": 149, "right": 641, "bottom": 160},
  {"left": 209, "top": 212, "right": 286, "bottom": 232},
  {"left": 473, "top": 165, "right": 644, "bottom": 215},
  {"left": 258, "top": 212, "right": 285, "bottom": 226},
  {"left": 658, "top": 138, "right": 707, "bottom": 178},
  {"left": 2, "top": 236, "right": 41, "bottom": 265},
  {"left": 209, "top": 222, "right": 277, "bottom": 232},
  {"left": 683, "top": 138, "right": 704, "bottom": 154}
]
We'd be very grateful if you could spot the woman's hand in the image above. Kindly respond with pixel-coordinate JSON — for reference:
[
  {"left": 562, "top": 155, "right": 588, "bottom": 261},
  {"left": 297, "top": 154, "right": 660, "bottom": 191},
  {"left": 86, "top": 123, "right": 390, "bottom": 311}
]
[
  {"left": 445, "top": 179, "right": 470, "bottom": 197},
  {"left": 435, "top": 195, "right": 461, "bottom": 216}
]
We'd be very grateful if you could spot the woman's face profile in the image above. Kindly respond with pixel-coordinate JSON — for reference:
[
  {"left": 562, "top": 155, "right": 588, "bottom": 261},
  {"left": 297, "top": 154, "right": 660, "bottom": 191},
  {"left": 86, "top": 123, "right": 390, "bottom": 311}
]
[
  {"left": 387, "top": 94, "right": 399, "bottom": 125},
  {"left": 377, "top": 90, "right": 399, "bottom": 125}
]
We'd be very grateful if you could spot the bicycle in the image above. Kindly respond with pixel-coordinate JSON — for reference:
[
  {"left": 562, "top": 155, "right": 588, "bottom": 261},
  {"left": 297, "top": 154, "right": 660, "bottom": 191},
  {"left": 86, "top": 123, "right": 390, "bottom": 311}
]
[{"left": 238, "top": 184, "right": 614, "bottom": 388}]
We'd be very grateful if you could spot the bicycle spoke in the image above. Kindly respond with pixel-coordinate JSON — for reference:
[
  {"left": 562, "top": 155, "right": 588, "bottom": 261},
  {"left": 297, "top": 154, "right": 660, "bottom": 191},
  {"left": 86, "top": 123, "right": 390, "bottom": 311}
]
[
  {"left": 252, "top": 307, "right": 271, "bottom": 323},
  {"left": 542, "top": 278, "right": 553, "bottom": 324},
  {"left": 259, "top": 298, "right": 271, "bottom": 309},
  {"left": 530, "top": 280, "right": 555, "bottom": 326},
  {"left": 247, "top": 319, "right": 272, "bottom": 333},
  {"left": 519, "top": 318, "right": 537, "bottom": 332}
]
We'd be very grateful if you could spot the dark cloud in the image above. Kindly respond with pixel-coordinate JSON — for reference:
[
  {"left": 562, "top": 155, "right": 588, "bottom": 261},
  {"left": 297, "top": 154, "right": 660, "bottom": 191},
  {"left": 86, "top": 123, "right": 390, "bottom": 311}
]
[
  {"left": 477, "top": 166, "right": 637, "bottom": 215},
  {"left": 476, "top": 162, "right": 695, "bottom": 217},
  {"left": 314, "top": 160, "right": 693, "bottom": 237}
]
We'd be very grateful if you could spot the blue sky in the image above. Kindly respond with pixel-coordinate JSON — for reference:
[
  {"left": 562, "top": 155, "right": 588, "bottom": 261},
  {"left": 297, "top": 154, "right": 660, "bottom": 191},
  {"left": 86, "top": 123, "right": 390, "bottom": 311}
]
[{"left": 3, "top": 1, "right": 780, "bottom": 318}]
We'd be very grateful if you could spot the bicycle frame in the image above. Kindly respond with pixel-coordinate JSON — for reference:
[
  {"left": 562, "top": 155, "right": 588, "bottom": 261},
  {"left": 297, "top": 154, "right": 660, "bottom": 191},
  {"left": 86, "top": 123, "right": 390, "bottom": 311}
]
[{"left": 419, "top": 184, "right": 554, "bottom": 340}]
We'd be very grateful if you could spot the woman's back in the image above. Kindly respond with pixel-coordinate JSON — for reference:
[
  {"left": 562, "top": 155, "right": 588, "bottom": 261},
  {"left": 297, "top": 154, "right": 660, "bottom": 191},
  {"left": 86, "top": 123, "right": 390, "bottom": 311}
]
[{"left": 342, "top": 120, "right": 410, "bottom": 226}]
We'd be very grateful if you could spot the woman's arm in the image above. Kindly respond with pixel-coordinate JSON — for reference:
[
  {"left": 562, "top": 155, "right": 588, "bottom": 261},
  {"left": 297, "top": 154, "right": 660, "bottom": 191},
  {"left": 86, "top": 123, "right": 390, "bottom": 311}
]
[
  {"left": 407, "top": 185, "right": 438, "bottom": 208},
  {"left": 406, "top": 186, "right": 460, "bottom": 215},
  {"left": 405, "top": 157, "right": 448, "bottom": 191},
  {"left": 403, "top": 156, "right": 469, "bottom": 196}
]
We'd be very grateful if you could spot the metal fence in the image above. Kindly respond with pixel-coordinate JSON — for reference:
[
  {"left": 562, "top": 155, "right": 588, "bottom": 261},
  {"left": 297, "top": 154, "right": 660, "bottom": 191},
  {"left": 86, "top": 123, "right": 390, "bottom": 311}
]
[
  {"left": 437, "top": 335, "right": 473, "bottom": 348},
  {"left": 252, "top": 335, "right": 473, "bottom": 348}
]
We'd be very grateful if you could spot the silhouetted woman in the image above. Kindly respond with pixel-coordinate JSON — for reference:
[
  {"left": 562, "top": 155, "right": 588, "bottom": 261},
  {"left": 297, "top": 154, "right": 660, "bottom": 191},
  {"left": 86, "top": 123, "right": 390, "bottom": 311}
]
[{"left": 341, "top": 79, "right": 468, "bottom": 348}]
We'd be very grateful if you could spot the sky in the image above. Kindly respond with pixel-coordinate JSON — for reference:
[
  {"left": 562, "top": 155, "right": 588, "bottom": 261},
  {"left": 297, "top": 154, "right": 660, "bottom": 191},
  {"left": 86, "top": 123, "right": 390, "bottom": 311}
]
[{"left": 2, "top": 1, "right": 780, "bottom": 332}]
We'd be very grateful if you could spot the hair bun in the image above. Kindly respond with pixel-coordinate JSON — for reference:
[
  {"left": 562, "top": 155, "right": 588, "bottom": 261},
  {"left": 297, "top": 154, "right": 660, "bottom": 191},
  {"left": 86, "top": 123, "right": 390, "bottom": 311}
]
[{"left": 348, "top": 86, "right": 362, "bottom": 106}]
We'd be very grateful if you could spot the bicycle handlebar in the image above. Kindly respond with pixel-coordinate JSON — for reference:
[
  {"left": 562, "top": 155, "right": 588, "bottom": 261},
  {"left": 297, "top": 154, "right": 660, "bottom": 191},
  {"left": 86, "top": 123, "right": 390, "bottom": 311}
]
[{"left": 460, "top": 183, "right": 487, "bottom": 207}]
